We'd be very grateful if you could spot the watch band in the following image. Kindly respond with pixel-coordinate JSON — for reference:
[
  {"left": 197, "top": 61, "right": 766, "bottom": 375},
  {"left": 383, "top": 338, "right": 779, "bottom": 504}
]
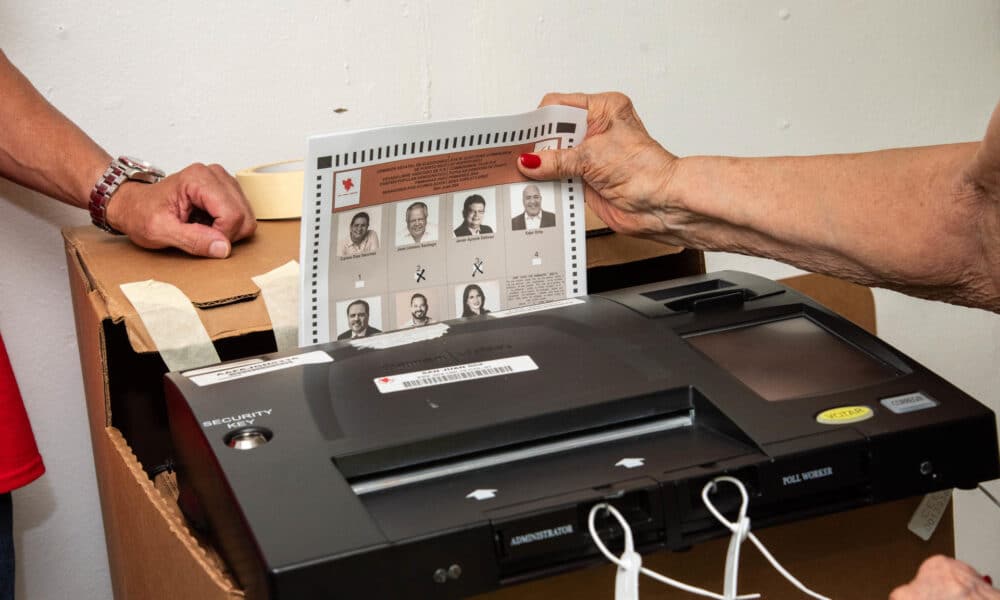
[{"left": 89, "top": 156, "right": 164, "bottom": 234}]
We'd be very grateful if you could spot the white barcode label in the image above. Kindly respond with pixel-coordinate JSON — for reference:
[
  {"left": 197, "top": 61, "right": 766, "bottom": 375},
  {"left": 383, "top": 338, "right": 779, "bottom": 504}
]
[{"left": 374, "top": 355, "right": 538, "bottom": 394}]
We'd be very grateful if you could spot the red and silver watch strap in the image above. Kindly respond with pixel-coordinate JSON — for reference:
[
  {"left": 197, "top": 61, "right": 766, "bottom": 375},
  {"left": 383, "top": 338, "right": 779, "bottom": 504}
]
[
  {"left": 89, "top": 156, "right": 164, "bottom": 235},
  {"left": 89, "top": 161, "right": 130, "bottom": 234}
]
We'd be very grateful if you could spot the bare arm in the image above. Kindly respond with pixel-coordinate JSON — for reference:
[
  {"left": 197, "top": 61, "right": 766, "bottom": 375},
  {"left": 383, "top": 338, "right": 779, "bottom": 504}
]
[
  {"left": 0, "top": 50, "right": 109, "bottom": 207},
  {"left": 518, "top": 92, "right": 1000, "bottom": 311},
  {"left": 0, "top": 49, "right": 255, "bottom": 258},
  {"left": 673, "top": 144, "right": 995, "bottom": 307}
]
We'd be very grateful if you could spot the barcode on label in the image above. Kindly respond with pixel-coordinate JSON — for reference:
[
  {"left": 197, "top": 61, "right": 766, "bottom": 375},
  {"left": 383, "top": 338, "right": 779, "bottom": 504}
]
[
  {"left": 375, "top": 356, "right": 537, "bottom": 393},
  {"left": 402, "top": 365, "right": 514, "bottom": 388}
]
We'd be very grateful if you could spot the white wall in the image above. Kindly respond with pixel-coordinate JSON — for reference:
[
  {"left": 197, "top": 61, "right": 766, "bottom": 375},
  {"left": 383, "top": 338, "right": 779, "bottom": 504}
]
[{"left": 0, "top": 1, "right": 997, "bottom": 597}]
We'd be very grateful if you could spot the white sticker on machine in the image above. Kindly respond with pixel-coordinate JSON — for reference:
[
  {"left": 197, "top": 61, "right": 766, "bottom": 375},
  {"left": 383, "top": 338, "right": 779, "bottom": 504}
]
[
  {"left": 907, "top": 489, "right": 952, "bottom": 541},
  {"left": 184, "top": 350, "right": 333, "bottom": 387},
  {"left": 880, "top": 392, "right": 939, "bottom": 414},
  {"left": 374, "top": 355, "right": 538, "bottom": 394}
]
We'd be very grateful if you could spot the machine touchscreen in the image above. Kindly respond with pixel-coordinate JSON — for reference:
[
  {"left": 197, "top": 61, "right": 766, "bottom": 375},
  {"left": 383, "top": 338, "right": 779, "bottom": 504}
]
[{"left": 685, "top": 316, "right": 900, "bottom": 401}]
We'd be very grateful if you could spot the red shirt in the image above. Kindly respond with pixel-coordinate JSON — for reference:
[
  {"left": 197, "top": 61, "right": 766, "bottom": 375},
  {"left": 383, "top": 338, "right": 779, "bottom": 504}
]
[{"left": 0, "top": 332, "right": 45, "bottom": 493}]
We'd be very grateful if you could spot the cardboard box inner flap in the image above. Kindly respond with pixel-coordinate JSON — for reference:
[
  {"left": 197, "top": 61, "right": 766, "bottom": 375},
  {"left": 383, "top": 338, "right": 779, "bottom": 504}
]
[{"left": 584, "top": 204, "right": 687, "bottom": 268}]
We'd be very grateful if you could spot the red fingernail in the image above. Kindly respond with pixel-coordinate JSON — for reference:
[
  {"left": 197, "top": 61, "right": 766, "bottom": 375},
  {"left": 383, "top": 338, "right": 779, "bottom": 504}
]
[
  {"left": 519, "top": 153, "right": 541, "bottom": 169},
  {"left": 984, "top": 575, "right": 993, "bottom": 586}
]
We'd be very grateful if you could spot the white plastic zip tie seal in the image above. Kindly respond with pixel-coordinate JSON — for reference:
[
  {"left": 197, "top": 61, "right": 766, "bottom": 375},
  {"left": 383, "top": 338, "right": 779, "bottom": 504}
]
[
  {"left": 588, "top": 476, "right": 833, "bottom": 600},
  {"left": 700, "top": 476, "right": 831, "bottom": 600},
  {"left": 587, "top": 503, "right": 759, "bottom": 600}
]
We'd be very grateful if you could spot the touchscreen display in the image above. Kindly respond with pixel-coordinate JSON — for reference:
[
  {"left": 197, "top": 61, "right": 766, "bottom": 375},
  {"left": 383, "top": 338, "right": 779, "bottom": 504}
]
[{"left": 685, "top": 317, "right": 899, "bottom": 401}]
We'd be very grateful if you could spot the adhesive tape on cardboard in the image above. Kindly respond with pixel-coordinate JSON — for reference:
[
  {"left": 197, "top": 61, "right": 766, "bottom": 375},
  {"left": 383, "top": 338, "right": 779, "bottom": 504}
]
[
  {"left": 236, "top": 160, "right": 304, "bottom": 220},
  {"left": 119, "top": 280, "right": 220, "bottom": 372},
  {"left": 251, "top": 260, "right": 300, "bottom": 352}
]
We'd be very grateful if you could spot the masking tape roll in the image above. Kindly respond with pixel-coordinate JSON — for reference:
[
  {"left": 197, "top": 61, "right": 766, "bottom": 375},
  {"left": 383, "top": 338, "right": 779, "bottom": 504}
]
[{"left": 236, "top": 160, "right": 304, "bottom": 220}]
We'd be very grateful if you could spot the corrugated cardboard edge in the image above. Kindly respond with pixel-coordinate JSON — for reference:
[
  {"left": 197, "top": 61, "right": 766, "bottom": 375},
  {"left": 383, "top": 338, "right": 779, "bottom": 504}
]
[
  {"left": 65, "top": 235, "right": 242, "bottom": 599},
  {"left": 108, "top": 428, "right": 243, "bottom": 596}
]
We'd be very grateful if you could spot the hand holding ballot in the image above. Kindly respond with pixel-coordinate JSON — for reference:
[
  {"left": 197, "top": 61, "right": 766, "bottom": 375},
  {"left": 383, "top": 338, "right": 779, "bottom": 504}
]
[{"left": 517, "top": 91, "right": 1000, "bottom": 312}]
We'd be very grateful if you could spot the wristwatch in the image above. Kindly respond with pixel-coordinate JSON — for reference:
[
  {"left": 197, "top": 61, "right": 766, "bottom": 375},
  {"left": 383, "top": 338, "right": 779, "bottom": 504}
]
[{"left": 89, "top": 155, "right": 165, "bottom": 234}]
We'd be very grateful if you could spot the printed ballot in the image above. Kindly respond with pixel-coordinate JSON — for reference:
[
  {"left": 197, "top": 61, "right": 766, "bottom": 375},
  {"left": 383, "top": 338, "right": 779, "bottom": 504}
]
[{"left": 299, "top": 106, "right": 588, "bottom": 346}]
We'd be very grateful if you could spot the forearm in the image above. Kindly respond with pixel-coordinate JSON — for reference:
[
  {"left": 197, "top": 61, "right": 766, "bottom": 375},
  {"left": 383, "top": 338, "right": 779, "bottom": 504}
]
[
  {"left": 0, "top": 50, "right": 255, "bottom": 258},
  {"left": 668, "top": 143, "right": 1000, "bottom": 309},
  {"left": 0, "top": 50, "right": 110, "bottom": 208},
  {"left": 521, "top": 92, "right": 1000, "bottom": 310}
]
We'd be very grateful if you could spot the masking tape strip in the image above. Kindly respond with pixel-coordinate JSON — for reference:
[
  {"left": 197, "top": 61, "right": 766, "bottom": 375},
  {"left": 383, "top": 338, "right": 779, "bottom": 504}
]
[
  {"left": 235, "top": 160, "right": 304, "bottom": 220},
  {"left": 251, "top": 260, "right": 300, "bottom": 352},
  {"left": 119, "top": 280, "right": 221, "bottom": 372}
]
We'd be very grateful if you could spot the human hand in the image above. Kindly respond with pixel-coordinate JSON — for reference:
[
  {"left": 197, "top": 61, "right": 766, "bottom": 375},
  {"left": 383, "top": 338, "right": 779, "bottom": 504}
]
[
  {"left": 515, "top": 92, "right": 681, "bottom": 239},
  {"left": 106, "top": 162, "right": 256, "bottom": 258},
  {"left": 890, "top": 555, "right": 997, "bottom": 600}
]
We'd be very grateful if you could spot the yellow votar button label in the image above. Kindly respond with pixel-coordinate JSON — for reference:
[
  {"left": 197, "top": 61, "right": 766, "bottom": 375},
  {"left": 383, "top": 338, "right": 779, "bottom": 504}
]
[{"left": 816, "top": 405, "right": 874, "bottom": 425}]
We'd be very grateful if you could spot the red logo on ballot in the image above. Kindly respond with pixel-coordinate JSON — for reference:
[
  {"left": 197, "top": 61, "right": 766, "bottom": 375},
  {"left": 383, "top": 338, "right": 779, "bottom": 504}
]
[{"left": 342, "top": 178, "right": 354, "bottom": 191}]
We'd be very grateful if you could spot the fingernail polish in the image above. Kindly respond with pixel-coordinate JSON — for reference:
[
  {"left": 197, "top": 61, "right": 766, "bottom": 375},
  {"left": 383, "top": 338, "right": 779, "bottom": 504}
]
[
  {"left": 984, "top": 575, "right": 993, "bottom": 586},
  {"left": 209, "top": 240, "right": 229, "bottom": 259},
  {"left": 519, "top": 153, "right": 541, "bottom": 169}
]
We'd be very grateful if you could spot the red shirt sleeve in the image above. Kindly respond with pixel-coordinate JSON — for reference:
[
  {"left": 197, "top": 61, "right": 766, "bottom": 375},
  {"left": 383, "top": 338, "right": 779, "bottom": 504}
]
[{"left": 0, "top": 332, "right": 45, "bottom": 493}]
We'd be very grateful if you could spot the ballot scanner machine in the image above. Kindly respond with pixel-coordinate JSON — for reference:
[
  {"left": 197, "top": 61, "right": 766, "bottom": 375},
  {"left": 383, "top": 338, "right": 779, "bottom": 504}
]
[{"left": 165, "top": 271, "right": 1000, "bottom": 599}]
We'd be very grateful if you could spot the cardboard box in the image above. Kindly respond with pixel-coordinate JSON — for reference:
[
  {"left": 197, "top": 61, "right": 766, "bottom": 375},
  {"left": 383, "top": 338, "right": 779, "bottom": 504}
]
[
  {"left": 64, "top": 221, "right": 949, "bottom": 599},
  {"left": 65, "top": 223, "right": 305, "bottom": 600}
]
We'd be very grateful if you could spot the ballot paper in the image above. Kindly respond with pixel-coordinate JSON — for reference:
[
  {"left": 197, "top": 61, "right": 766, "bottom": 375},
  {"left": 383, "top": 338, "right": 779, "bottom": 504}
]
[{"left": 299, "top": 106, "right": 589, "bottom": 346}]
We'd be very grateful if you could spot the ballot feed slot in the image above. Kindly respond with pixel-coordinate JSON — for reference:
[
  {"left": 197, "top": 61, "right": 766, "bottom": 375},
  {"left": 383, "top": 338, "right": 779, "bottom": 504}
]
[
  {"left": 349, "top": 410, "right": 694, "bottom": 496},
  {"left": 641, "top": 278, "right": 738, "bottom": 301},
  {"left": 336, "top": 385, "right": 696, "bottom": 486},
  {"left": 345, "top": 386, "right": 761, "bottom": 497},
  {"left": 640, "top": 278, "right": 761, "bottom": 312}
]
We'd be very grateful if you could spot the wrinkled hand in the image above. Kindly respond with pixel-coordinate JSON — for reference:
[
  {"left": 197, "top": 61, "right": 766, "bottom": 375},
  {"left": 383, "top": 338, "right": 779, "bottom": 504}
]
[
  {"left": 516, "top": 92, "right": 680, "bottom": 238},
  {"left": 890, "top": 556, "right": 997, "bottom": 600},
  {"left": 106, "top": 162, "right": 256, "bottom": 258}
]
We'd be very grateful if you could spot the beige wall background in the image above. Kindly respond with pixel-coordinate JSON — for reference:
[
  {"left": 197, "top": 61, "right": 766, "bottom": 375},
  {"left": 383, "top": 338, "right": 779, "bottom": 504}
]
[{"left": 0, "top": 1, "right": 997, "bottom": 597}]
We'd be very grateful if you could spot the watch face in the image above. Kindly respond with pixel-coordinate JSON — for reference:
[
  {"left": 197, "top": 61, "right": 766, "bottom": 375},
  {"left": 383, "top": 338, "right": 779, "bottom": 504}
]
[{"left": 119, "top": 155, "right": 166, "bottom": 179}]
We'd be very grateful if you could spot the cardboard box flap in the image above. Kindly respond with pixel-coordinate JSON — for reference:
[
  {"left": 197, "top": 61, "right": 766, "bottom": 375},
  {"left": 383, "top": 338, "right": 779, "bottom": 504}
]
[
  {"left": 62, "top": 221, "right": 300, "bottom": 354},
  {"left": 585, "top": 203, "right": 687, "bottom": 266},
  {"left": 584, "top": 203, "right": 613, "bottom": 235}
]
